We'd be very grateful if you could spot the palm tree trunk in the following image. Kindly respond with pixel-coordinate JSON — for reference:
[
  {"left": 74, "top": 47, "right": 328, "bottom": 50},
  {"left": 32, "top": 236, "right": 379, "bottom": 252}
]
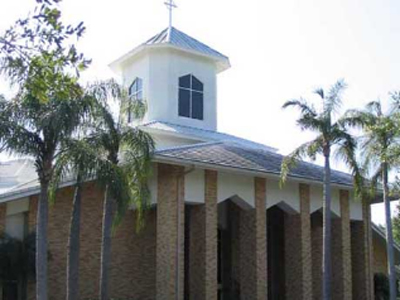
[
  {"left": 36, "top": 181, "right": 49, "bottom": 300},
  {"left": 382, "top": 163, "right": 397, "bottom": 300},
  {"left": 322, "top": 152, "right": 332, "bottom": 300},
  {"left": 99, "top": 186, "right": 114, "bottom": 300},
  {"left": 66, "top": 175, "right": 82, "bottom": 300}
]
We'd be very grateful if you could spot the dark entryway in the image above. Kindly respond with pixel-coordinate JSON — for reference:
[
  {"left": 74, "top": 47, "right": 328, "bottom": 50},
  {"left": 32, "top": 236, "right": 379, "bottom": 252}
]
[{"left": 267, "top": 205, "right": 286, "bottom": 300}]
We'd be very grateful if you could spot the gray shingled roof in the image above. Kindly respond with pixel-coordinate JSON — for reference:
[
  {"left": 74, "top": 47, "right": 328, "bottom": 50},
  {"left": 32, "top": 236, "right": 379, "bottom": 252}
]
[
  {"left": 141, "top": 121, "right": 277, "bottom": 152},
  {"left": 144, "top": 27, "right": 229, "bottom": 61},
  {"left": 155, "top": 141, "right": 355, "bottom": 187}
]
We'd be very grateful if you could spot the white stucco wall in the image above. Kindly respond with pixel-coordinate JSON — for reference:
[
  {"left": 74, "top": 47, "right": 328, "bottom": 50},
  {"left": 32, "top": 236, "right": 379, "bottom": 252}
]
[
  {"left": 120, "top": 47, "right": 218, "bottom": 131},
  {"left": 266, "top": 178, "right": 300, "bottom": 213},
  {"left": 147, "top": 165, "right": 364, "bottom": 221}
]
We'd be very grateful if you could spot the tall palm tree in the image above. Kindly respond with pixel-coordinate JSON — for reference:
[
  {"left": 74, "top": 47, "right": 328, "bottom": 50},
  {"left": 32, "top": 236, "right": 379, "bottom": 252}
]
[
  {"left": 342, "top": 98, "right": 400, "bottom": 300},
  {"left": 50, "top": 139, "right": 98, "bottom": 300},
  {"left": 280, "top": 80, "right": 362, "bottom": 300},
  {"left": 0, "top": 77, "right": 92, "bottom": 300},
  {"left": 84, "top": 80, "right": 154, "bottom": 300}
]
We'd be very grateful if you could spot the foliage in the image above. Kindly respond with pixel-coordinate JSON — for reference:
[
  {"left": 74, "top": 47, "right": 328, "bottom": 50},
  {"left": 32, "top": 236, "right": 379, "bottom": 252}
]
[
  {"left": 0, "top": 232, "right": 36, "bottom": 282},
  {"left": 280, "top": 79, "right": 363, "bottom": 195},
  {"left": 0, "top": 0, "right": 90, "bottom": 90},
  {"left": 375, "top": 273, "right": 390, "bottom": 300},
  {"left": 341, "top": 96, "right": 400, "bottom": 197},
  {"left": 392, "top": 203, "right": 400, "bottom": 245}
]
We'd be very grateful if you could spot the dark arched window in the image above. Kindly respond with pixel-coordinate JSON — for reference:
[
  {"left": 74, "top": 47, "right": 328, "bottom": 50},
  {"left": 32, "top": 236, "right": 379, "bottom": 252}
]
[
  {"left": 128, "top": 78, "right": 143, "bottom": 122},
  {"left": 178, "top": 74, "right": 203, "bottom": 120}
]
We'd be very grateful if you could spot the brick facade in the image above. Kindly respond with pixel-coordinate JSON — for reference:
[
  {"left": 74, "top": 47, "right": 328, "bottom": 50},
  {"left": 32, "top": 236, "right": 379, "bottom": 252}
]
[
  {"left": 156, "top": 163, "right": 185, "bottom": 300},
  {"left": 0, "top": 163, "right": 377, "bottom": 300},
  {"left": 26, "top": 181, "right": 157, "bottom": 300},
  {"left": 285, "top": 183, "right": 313, "bottom": 300},
  {"left": 188, "top": 170, "right": 218, "bottom": 300},
  {"left": 351, "top": 199, "right": 374, "bottom": 300},
  {"left": 331, "top": 190, "right": 352, "bottom": 300},
  {"left": 237, "top": 177, "right": 267, "bottom": 300}
]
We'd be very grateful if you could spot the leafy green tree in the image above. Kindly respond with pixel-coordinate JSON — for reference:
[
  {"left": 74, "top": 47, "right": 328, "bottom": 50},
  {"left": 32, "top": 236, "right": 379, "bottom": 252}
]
[
  {"left": 0, "top": 1, "right": 91, "bottom": 298},
  {"left": 280, "top": 80, "right": 362, "bottom": 300},
  {"left": 343, "top": 97, "right": 400, "bottom": 300}
]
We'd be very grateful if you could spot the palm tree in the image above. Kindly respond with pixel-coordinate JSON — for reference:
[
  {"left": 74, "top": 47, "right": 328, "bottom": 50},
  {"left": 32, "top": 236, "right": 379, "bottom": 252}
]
[
  {"left": 50, "top": 138, "right": 98, "bottom": 300},
  {"left": 280, "top": 80, "right": 362, "bottom": 300},
  {"left": 0, "top": 78, "right": 92, "bottom": 300},
  {"left": 56, "top": 80, "right": 153, "bottom": 300},
  {"left": 342, "top": 98, "right": 400, "bottom": 300}
]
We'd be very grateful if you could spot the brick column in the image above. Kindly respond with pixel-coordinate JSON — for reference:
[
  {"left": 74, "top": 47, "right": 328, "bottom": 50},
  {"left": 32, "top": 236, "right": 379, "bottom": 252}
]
[
  {"left": 188, "top": 170, "right": 218, "bottom": 300},
  {"left": 156, "top": 163, "right": 185, "bottom": 300},
  {"left": 351, "top": 199, "right": 373, "bottom": 300},
  {"left": 332, "top": 190, "right": 352, "bottom": 300},
  {"left": 28, "top": 196, "right": 38, "bottom": 232},
  {"left": 0, "top": 203, "right": 6, "bottom": 234},
  {"left": 285, "top": 183, "right": 313, "bottom": 300},
  {"left": 238, "top": 177, "right": 267, "bottom": 300}
]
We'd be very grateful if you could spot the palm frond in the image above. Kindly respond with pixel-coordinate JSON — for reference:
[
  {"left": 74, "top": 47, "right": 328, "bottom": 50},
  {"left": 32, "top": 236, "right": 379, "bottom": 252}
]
[
  {"left": 282, "top": 98, "right": 317, "bottom": 116},
  {"left": 280, "top": 136, "right": 323, "bottom": 187},
  {"left": 324, "top": 79, "right": 346, "bottom": 115}
]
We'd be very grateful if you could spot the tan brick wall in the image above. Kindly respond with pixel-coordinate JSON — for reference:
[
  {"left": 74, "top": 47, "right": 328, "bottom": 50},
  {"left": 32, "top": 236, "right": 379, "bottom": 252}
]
[
  {"left": 331, "top": 190, "right": 352, "bottom": 300},
  {"left": 0, "top": 203, "right": 6, "bottom": 234},
  {"left": 156, "top": 163, "right": 185, "bottom": 300},
  {"left": 26, "top": 181, "right": 157, "bottom": 300},
  {"left": 188, "top": 169, "right": 218, "bottom": 300},
  {"left": 311, "top": 212, "right": 323, "bottom": 300},
  {"left": 254, "top": 177, "right": 267, "bottom": 300},
  {"left": 204, "top": 170, "right": 218, "bottom": 300},
  {"left": 351, "top": 200, "right": 374, "bottom": 300},
  {"left": 373, "top": 236, "right": 388, "bottom": 275},
  {"left": 285, "top": 183, "right": 313, "bottom": 300}
]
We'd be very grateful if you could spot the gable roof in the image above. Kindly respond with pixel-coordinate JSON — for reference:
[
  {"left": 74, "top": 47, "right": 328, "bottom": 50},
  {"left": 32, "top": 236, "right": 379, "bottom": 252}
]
[
  {"left": 140, "top": 121, "right": 278, "bottom": 152},
  {"left": 109, "top": 27, "right": 230, "bottom": 74}
]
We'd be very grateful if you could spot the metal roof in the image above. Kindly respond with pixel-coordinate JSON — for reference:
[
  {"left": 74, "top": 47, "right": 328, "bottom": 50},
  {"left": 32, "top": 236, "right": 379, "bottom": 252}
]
[
  {"left": 140, "top": 121, "right": 278, "bottom": 152},
  {"left": 144, "top": 27, "right": 229, "bottom": 61},
  {"left": 109, "top": 27, "right": 230, "bottom": 74}
]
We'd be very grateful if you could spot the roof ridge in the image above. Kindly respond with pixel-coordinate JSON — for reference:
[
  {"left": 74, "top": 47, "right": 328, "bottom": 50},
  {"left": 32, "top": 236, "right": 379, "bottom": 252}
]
[
  {"left": 146, "top": 120, "right": 273, "bottom": 149},
  {"left": 156, "top": 141, "right": 223, "bottom": 154}
]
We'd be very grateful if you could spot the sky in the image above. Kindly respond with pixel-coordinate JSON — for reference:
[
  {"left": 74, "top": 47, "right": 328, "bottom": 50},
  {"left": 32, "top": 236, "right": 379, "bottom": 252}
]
[{"left": 1, "top": 0, "right": 400, "bottom": 224}]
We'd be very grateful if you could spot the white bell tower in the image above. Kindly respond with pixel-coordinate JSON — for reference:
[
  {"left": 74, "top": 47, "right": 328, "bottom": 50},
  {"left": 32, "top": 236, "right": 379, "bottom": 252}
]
[{"left": 109, "top": 4, "right": 230, "bottom": 131}]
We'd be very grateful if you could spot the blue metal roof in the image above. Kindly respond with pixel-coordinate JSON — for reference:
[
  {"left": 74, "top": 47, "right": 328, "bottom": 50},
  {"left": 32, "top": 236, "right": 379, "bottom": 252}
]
[{"left": 144, "top": 27, "right": 229, "bottom": 61}]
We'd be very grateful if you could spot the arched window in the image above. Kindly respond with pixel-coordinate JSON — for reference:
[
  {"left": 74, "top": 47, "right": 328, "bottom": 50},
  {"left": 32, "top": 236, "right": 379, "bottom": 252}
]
[
  {"left": 178, "top": 74, "right": 203, "bottom": 120},
  {"left": 128, "top": 78, "right": 143, "bottom": 122}
]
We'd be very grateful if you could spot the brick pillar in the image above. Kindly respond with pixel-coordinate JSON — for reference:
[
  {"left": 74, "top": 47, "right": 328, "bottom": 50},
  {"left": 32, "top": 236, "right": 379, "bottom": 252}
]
[
  {"left": 351, "top": 199, "right": 373, "bottom": 300},
  {"left": 285, "top": 183, "right": 313, "bottom": 300},
  {"left": 188, "top": 170, "right": 218, "bottom": 300},
  {"left": 28, "top": 196, "right": 38, "bottom": 232},
  {"left": 0, "top": 203, "right": 6, "bottom": 234},
  {"left": 236, "top": 177, "right": 267, "bottom": 300},
  {"left": 332, "top": 190, "right": 352, "bottom": 300},
  {"left": 156, "top": 163, "right": 185, "bottom": 300}
]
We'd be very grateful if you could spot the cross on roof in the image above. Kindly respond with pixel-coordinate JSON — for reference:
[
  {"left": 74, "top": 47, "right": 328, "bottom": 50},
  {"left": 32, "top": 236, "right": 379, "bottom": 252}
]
[{"left": 164, "top": 0, "right": 177, "bottom": 30}]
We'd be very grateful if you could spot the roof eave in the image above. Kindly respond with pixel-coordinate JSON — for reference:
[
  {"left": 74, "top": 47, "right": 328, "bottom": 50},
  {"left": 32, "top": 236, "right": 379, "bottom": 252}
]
[{"left": 108, "top": 43, "right": 230, "bottom": 75}]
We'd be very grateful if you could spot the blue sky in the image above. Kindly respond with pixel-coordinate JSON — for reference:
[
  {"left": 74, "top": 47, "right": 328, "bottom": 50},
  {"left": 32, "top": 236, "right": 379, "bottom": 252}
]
[{"left": 1, "top": 0, "right": 400, "bottom": 224}]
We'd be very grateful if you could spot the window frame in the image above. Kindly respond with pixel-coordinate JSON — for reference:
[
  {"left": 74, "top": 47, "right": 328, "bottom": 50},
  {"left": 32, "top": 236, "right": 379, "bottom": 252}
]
[
  {"left": 128, "top": 77, "right": 143, "bottom": 123},
  {"left": 178, "top": 74, "right": 204, "bottom": 120}
]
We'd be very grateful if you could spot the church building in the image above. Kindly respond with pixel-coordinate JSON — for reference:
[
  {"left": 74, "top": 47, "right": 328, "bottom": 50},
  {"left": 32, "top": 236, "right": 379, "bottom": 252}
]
[{"left": 0, "top": 24, "right": 379, "bottom": 300}]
